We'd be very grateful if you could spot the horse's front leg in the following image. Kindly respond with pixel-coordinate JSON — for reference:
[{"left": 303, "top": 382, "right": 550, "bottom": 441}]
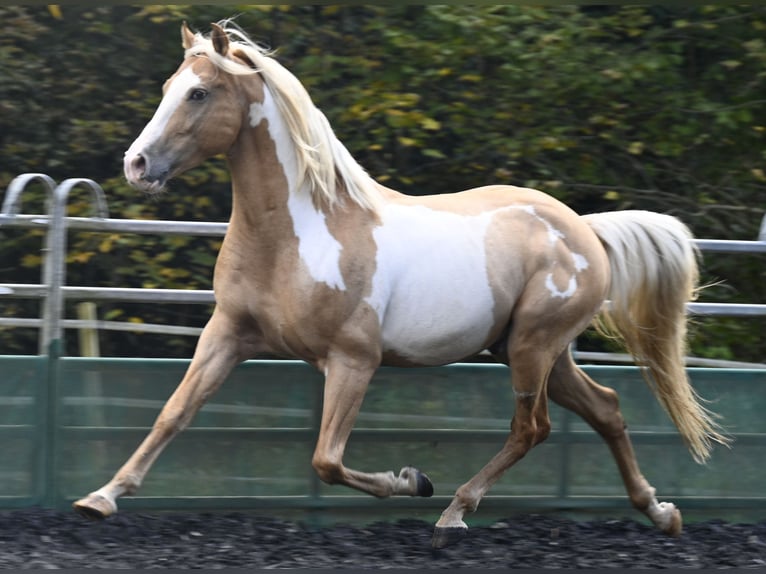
[
  {"left": 73, "top": 310, "right": 260, "bottom": 519},
  {"left": 311, "top": 355, "right": 433, "bottom": 499}
]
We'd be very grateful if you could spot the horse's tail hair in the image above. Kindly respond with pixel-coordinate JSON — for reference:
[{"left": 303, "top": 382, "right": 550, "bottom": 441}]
[{"left": 582, "top": 210, "right": 730, "bottom": 464}]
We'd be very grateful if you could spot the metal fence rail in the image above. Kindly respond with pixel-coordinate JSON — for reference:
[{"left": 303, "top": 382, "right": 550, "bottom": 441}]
[{"left": 2, "top": 173, "right": 764, "bottom": 364}]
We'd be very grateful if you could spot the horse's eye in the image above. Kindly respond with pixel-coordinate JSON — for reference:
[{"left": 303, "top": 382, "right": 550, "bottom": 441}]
[{"left": 189, "top": 88, "right": 208, "bottom": 101}]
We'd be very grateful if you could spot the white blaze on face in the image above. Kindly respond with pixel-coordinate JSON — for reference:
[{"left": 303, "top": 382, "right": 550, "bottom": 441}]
[
  {"left": 125, "top": 67, "right": 201, "bottom": 161},
  {"left": 249, "top": 89, "right": 346, "bottom": 291}
]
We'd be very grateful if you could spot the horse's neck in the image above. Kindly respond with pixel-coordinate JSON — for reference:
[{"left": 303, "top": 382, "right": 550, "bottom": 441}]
[
  {"left": 225, "top": 129, "right": 345, "bottom": 247},
  {"left": 223, "top": 88, "right": 381, "bottom": 248}
]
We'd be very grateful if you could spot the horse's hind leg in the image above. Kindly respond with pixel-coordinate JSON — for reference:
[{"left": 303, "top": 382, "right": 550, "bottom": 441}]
[
  {"left": 432, "top": 340, "right": 557, "bottom": 548},
  {"left": 547, "top": 352, "right": 683, "bottom": 536},
  {"left": 72, "top": 310, "right": 260, "bottom": 519}
]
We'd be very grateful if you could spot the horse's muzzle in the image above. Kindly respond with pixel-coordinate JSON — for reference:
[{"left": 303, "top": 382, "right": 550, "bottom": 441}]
[{"left": 124, "top": 151, "right": 168, "bottom": 192}]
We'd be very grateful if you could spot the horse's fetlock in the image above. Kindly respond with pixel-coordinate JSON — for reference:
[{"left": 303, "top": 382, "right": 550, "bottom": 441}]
[
  {"left": 454, "top": 486, "right": 480, "bottom": 514},
  {"left": 629, "top": 484, "right": 657, "bottom": 512},
  {"left": 116, "top": 472, "right": 142, "bottom": 495}
]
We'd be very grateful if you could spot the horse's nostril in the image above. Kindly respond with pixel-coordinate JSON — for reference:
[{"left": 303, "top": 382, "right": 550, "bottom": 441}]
[{"left": 132, "top": 154, "right": 147, "bottom": 179}]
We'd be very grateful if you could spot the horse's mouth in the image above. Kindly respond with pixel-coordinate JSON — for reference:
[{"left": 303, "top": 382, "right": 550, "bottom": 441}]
[
  {"left": 127, "top": 171, "right": 169, "bottom": 194},
  {"left": 139, "top": 177, "right": 168, "bottom": 195}
]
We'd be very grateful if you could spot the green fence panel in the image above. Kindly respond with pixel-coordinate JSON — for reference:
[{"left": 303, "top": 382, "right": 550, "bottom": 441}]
[
  {"left": 0, "top": 355, "right": 48, "bottom": 506},
  {"left": 0, "top": 356, "right": 764, "bottom": 521}
]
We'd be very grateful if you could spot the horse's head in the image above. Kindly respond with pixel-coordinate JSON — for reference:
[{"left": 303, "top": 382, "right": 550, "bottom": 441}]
[
  {"left": 124, "top": 21, "right": 381, "bottom": 211},
  {"left": 124, "top": 23, "right": 258, "bottom": 193}
]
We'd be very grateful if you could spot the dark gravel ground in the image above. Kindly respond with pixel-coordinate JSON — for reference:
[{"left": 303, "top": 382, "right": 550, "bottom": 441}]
[{"left": 1, "top": 508, "right": 765, "bottom": 569}]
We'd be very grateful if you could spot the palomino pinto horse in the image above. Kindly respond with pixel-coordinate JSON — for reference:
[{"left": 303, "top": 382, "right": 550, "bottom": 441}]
[{"left": 74, "top": 22, "right": 728, "bottom": 547}]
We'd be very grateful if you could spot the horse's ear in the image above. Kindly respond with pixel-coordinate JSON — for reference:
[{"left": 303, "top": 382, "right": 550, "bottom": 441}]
[
  {"left": 181, "top": 21, "right": 196, "bottom": 50},
  {"left": 232, "top": 49, "right": 256, "bottom": 69},
  {"left": 210, "top": 22, "right": 229, "bottom": 57}
]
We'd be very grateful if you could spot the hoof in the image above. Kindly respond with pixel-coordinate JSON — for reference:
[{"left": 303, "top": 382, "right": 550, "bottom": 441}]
[
  {"left": 662, "top": 506, "right": 683, "bottom": 537},
  {"left": 72, "top": 493, "right": 117, "bottom": 520},
  {"left": 415, "top": 469, "right": 434, "bottom": 498},
  {"left": 649, "top": 501, "right": 683, "bottom": 537},
  {"left": 399, "top": 466, "right": 434, "bottom": 497},
  {"left": 432, "top": 525, "right": 467, "bottom": 549}
]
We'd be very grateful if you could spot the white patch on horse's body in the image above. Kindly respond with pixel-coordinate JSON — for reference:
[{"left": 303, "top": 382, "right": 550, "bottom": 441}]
[
  {"left": 544, "top": 252, "right": 587, "bottom": 299},
  {"left": 516, "top": 208, "right": 590, "bottom": 300},
  {"left": 251, "top": 90, "right": 346, "bottom": 291},
  {"left": 248, "top": 101, "right": 266, "bottom": 127},
  {"left": 572, "top": 252, "right": 589, "bottom": 272},
  {"left": 545, "top": 273, "right": 578, "bottom": 299},
  {"left": 366, "top": 204, "right": 504, "bottom": 365},
  {"left": 521, "top": 205, "right": 565, "bottom": 244},
  {"left": 126, "top": 67, "right": 201, "bottom": 158}
]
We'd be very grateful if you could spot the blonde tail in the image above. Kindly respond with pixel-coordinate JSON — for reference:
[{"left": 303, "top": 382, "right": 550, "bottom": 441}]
[{"left": 583, "top": 210, "right": 730, "bottom": 463}]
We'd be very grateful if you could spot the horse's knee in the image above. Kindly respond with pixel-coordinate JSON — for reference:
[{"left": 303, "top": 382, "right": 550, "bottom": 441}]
[
  {"left": 511, "top": 415, "right": 550, "bottom": 451},
  {"left": 154, "top": 406, "right": 188, "bottom": 438},
  {"left": 312, "top": 454, "right": 343, "bottom": 484},
  {"left": 590, "top": 388, "right": 627, "bottom": 438}
]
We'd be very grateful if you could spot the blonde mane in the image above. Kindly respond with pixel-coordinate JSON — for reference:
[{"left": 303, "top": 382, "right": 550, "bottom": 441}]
[{"left": 186, "top": 20, "right": 381, "bottom": 212}]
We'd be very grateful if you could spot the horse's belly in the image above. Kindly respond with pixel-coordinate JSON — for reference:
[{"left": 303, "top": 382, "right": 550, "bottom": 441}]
[
  {"left": 368, "top": 204, "right": 513, "bottom": 366},
  {"left": 379, "top": 294, "right": 498, "bottom": 365}
]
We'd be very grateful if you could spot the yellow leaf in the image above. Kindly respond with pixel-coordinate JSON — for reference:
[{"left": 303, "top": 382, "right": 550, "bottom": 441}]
[
  {"left": 421, "top": 117, "right": 441, "bottom": 131},
  {"left": 48, "top": 5, "right": 62, "bottom": 19},
  {"left": 21, "top": 253, "right": 42, "bottom": 268},
  {"left": 69, "top": 252, "right": 95, "bottom": 264},
  {"left": 98, "top": 237, "right": 113, "bottom": 253},
  {"left": 397, "top": 136, "right": 418, "bottom": 147}
]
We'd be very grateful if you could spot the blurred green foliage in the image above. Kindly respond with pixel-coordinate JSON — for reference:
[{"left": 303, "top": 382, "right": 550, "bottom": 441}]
[{"left": 0, "top": 5, "right": 763, "bottom": 361}]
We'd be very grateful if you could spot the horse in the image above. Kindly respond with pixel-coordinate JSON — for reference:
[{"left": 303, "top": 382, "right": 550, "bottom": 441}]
[{"left": 73, "top": 21, "right": 728, "bottom": 548}]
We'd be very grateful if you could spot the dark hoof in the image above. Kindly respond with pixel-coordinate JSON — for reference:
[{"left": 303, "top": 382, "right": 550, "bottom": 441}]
[
  {"left": 415, "top": 469, "right": 434, "bottom": 498},
  {"left": 432, "top": 526, "right": 467, "bottom": 549}
]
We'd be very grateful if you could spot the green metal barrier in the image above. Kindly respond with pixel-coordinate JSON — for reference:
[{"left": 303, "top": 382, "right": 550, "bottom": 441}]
[{"left": 1, "top": 356, "right": 765, "bottom": 522}]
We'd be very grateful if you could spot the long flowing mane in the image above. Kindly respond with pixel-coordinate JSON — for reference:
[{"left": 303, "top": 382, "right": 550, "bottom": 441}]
[{"left": 186, "top": 20, "right": 381, "bottom": 212}]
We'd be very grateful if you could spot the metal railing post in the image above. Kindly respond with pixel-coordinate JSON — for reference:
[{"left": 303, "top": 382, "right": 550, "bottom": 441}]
[
  {"left": 1, "top": 173, "right": 57, "bottom": 354},
  {"left": 41, "top": 178, "right": 109, "bottom": 355}
]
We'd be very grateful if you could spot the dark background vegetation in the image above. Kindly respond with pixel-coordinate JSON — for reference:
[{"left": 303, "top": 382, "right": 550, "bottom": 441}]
[{"left": 0, "top": 5, "right": 764, "bottom": 361}]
